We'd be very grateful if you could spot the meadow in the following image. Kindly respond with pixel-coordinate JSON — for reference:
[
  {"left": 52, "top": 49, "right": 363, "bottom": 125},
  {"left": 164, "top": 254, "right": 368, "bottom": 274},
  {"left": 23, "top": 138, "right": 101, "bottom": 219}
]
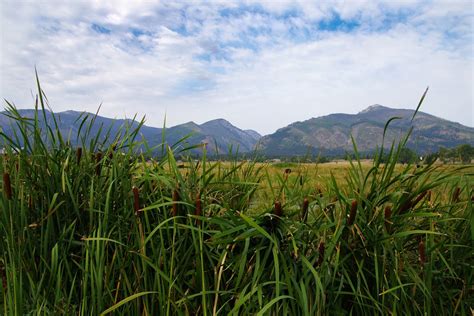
[{"left": 1, "top": 86, "right": 473, "bottom": 315}]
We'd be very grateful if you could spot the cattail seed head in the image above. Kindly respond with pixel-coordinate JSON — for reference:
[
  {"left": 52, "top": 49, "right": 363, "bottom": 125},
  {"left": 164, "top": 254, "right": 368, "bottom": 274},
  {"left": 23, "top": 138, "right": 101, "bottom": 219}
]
[
  {"left": 95, "top": 152, "right": 103, "bottom": 176},
  {"left": 172, "top": 189, "right": 179, "bottom": 217},
  {"left": 3, "top": 172, "right": 12, "bottom": 200},
  {"left": 418, "top": 238, "right": 426, "bottom": 266},
  {"left": 132, "top": 186, "right": 140, "bottom": 215},
  {"left": 413, "top": 191, "right": 428, "bottom": 207},
  {"left": 274, "top": 201, "right": 282, "bottom": 217},
  {"left": 317, "top": 241, "right": 325, "bottom": 266},
  {"left": 76, "top": 147, "right": 82, "bottom": 164},
  {"left": 0, "top": 263, "right": 6, "bottom": 291},
  {"left": 301, "top": 198, "right": 309, "bottom": 222},
  {"left": 347, "top": 200, "right": 357, "bottom": 226},
  {"left": 452, "top": 187, "right": 461, "bottom": 203},
  {"left": 195, "top": 193, "right": 202, "bottom": 225},
  {"left": 284, "top": 168, "right": 291, "bottom": 174}
]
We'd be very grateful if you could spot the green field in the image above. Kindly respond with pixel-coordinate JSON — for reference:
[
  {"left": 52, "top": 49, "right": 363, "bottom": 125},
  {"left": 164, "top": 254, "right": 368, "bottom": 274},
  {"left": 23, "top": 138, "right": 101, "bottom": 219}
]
[{"left": 1, "top": 101, "right": 473, "bottom": 315}]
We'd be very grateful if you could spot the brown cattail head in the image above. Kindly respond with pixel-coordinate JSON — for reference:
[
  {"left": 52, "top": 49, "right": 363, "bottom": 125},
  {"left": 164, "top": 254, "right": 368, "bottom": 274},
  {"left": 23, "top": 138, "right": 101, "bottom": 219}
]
[
  {"left": 132, "top": 186, "right": 140, "bottom": 215},
  {"left": 76, "top": 147, "right": 82, "bottom": 164},
  {"left": 284, "top": 168, "right": 292, "bottom": 174},
  {"left": 172, "top": 189, "right": 179, "bottom": 217},
  {"left": 418, "top": 238, "right": 426, "bottom": 266},
  {"left": 95, "top": 152, "right": 103, "bottom": 176},
  {"left": 399, "top": 198, "right": 413, "bottom": 215},
  {"left": 347, "top": 200, "right": 357, "bottom": 226},
  {"left": 301, "top": 198, "right": 309, "bottom": 223},
  {"left": 0, "top": 263, "right": 6, "bottom": 291},
  {"left": 384, "top": 206, "right": 392, "bottom": 232},
  {"left": 195, "top": 193, "right": 202, "bottom": 225},
  {"left": 317, "top": 241, "right": 325, "bottom": 266},
  {"left": 3, "top": 172, "right": 12, "bottom": 200},
  {"left": 452, "top": 187, "right": 461, "bottom": 203},
  {"left": 274, "top": 201, "right": 282, "bottom": 217},
  {"left": 412, "top": 191, "right": 428, "bottom": 208}
]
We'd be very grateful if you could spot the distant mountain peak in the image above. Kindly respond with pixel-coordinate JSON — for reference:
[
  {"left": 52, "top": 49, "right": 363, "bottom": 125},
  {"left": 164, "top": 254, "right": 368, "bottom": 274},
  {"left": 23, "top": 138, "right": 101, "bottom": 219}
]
[{"left": 359, "top": 104, "right": 390, "bottom": 113}]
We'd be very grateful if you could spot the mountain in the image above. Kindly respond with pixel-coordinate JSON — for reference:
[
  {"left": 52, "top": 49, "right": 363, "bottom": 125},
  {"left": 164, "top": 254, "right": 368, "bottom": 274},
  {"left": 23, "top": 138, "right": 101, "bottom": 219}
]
[
  {"left": 0, "top": 109, "right": 262, "bottom": 154},
  {"left": 257, "top": 105, "right": 474, "bottom": 156}
]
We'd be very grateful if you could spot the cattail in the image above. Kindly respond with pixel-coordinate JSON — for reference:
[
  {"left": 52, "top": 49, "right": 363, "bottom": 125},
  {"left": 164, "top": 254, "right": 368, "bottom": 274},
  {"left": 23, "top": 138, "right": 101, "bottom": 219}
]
[
  {"left": 274, "top": 201, "right": 282, "bottom": 217},
  {"left": 0, "top": 263, "right": 6, "bottom": 291},
  {"left": 132, "top": 186, "right": 140, "bottom": 215},
  {"left": 418, "top": 238, "right": 426, "bottom": 266},
  {"left": 195, "top": 193, "right": 202, "bottom": 225},
  {"left": 347, "top": 200, "right": 357, "bottom": 226},
  {"left": 172, "top": 189, "right": 179, "bottom": 217},
  {"left": 399, "top": 199, "right": 413, "bottom": 215},
  {"left": 76, "top": 147, "right": 82, "bottom": 164},
  {"left": 284, "top": 168, "right": 291, "bottom": 174},
  {"left": 3, "top": 172, "right": 12, "bottom": 200},
  {"left": 301, "top": 198, "right": 309, "bottom": 222},
  {"left": 316, "top": 241, "right": 325, "bottom": 266},
  {"left": 384, "top": 206, "right": 392, "bottom": 232},
  {"left": 108, "top": 144, "right": 116, "bottom": 161},
  {"left": 28, "top": 195, "right": 33, "bottom": 209},
  {"left": 452, "top": 187, "right": 461, "bottom": 203},
  {"left": 95, "top": 152, "right": 103, "bottom": 176},
  {"left": 412, "top": 191, "right": 428, "bottom": 207}
]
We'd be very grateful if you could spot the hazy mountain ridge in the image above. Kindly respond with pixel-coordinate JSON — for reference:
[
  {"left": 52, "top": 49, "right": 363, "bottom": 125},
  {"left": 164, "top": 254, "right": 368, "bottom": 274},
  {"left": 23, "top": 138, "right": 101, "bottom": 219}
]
[
  {"left": 0, "top": 109, "right": 262, "bottom": 154},
  {"left": 258, "top": 105, "right": 474, "bottom": 156},
  {"left": 1, "top": 105, "right": 473, "bottom": 156}
]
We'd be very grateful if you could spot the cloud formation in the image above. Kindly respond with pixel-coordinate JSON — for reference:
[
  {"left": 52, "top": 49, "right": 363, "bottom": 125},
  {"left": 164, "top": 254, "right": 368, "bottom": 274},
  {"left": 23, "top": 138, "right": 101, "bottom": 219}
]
[{"left": 1, "top": 0, "right": 472, "bottom": 134}]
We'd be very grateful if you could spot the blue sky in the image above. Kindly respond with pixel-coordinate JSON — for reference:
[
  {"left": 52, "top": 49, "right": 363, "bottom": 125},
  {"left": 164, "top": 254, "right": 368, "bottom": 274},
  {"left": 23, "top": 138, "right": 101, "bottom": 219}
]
[{"left": 0, "top": 0, "right": 472, "bottom": 134}]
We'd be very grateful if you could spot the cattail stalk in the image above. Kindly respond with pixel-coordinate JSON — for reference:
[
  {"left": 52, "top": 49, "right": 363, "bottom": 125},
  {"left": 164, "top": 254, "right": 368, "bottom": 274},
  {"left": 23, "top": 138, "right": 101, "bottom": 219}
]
[
  {"left": 452, "top": 187, "right": 461, "bottom": 203},
  {"left": 3, "top": 172, "right": 12, "bottom": 200},
  {"left": 172, "top": 189, "right": 179, "bottom": 217},
  {"left": 95, "top": 152, "right": 103, "bottom": 176},
  {"left": 418, "top": 238, "right": 426, "bottom": 266},
  {"left": 301, "top": 198, "right": 309, "bottom": 223},
  {"left": 316, "top": 241, "right": 325, "bottom": 266},
  {"left": 195, "top": 193, "right": 202, "bottom": 225},
  {"left": 133, "top": 186, "right": 140, "bottom": 215},
  {"left": 347, "top": 200, "right": 357, "bottom": 226},
  {"left": 76, "top": 147, "right": 82, "bottom": 164},
  {"left": 412, "top": 191, "right": 428, "bottom": 207},
  {"left": 274, "top": 201, "right": 282, "bottom": 217}
]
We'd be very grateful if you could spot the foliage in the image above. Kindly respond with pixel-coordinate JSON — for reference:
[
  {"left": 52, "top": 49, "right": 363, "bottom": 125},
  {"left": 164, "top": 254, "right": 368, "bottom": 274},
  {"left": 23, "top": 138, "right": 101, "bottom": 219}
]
[{"left": 1, "top": 79, "right": 473, "bottom": 315}]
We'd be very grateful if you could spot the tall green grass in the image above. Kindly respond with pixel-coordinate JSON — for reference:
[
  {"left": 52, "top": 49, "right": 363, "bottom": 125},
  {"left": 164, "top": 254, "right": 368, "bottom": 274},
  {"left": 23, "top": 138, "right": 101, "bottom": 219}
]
[{"left": 1, "top": 79, "right": 473, "bottom": 315}]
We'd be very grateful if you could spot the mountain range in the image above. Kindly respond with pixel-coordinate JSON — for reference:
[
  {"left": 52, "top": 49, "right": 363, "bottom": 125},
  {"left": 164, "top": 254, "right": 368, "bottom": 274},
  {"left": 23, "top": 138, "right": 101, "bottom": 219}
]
[
  {"left": 258, "top": 105, "right": 474, "bottom": 156},
  {"left": 1, "top": 105, "right": 473, "bottom": 156}
]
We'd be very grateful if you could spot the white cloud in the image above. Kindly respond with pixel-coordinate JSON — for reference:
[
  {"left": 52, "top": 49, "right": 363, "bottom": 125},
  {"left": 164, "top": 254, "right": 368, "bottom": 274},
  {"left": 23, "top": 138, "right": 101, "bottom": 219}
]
[{"left": 0, "top": 0, "right": 472, "bottom": 135}]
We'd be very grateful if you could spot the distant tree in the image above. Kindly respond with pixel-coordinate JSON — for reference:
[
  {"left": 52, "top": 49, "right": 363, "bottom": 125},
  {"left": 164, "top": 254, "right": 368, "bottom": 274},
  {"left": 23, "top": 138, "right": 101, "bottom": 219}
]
[
  {"left": 457, "top": 144, "right": 474, "bottom": 164},
  {"left": 424, "top": 152, "right": 439, "bottom": 165},
  {"left": 398, "top": 148, "right": 417, "bottom": 164},
  {"left": 438, "top": 147, "right": 449, "bottom": 163}
]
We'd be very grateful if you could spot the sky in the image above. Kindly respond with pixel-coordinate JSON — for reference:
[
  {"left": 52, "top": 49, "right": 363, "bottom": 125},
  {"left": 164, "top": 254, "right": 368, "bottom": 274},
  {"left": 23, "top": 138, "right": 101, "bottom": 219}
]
[{"left": 0, "top": 0, "right": 472, "bottom": 135}]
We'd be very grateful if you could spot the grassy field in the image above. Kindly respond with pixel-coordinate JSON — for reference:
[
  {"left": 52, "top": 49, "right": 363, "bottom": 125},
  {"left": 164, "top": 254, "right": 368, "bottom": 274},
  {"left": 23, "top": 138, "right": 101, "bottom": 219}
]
[{"left": 1, "top": 91, "right": 473, "bottom": 314}]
